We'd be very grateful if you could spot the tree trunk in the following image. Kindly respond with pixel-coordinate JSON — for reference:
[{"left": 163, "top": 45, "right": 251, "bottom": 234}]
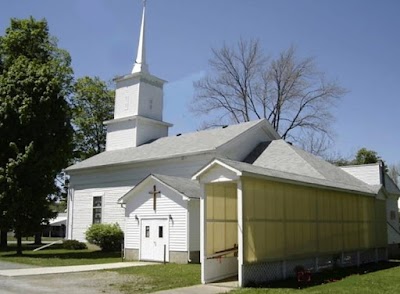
[
  {"left": 34, "top": 232, "right": 42, "bottom": 245},
  {"left": 16, "top": 232, "right": 22, "bottom": 256},
  {"left": 0, "top": 230, "right": 7, "bottom": 249}
]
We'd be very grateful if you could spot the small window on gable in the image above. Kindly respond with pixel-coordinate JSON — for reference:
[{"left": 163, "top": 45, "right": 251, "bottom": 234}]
[{"left": 93, "top": 196, "right": 102, "bottom": 224}]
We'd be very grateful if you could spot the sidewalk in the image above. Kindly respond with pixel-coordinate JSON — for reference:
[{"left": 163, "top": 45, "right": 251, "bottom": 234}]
[
  {"left": 0, "top": 261, "right": 156, "bottom": 277},
  {"left": 153, "top": 280, "right": 238, "bottom": 294}
]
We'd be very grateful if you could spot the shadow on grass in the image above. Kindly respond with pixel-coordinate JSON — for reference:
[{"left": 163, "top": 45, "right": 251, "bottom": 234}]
[
  {"left": 1, "top": 244, "right": 121, "bottom": 260},
  {"left": 1, "top": 243, "right": 63, "bottom": 251},
  {"left": 246, "top": 261, "right": 400, "bottom": 289}
]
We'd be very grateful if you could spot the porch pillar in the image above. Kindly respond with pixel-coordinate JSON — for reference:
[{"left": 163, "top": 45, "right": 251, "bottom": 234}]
[
  {"left": 200, "top": 184, "right": 207, "bottom": 284},
  {"left": 237, "top": 179, "right": 244, "bottom": 287}
]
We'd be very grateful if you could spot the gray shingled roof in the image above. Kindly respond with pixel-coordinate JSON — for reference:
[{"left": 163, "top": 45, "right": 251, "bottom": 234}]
[
  {"left": 212, "top": 157, "right": 375, "bottom": 195},
  {"left": 119, "top": 174, "right": 200, "bottom": 203},
  {"left": 251, "top": 139, "right": 373, "bottom": 190},
  {"left": 153, "top": 174, "right": 200, "bottom": 199},
  {"left": 66, "top": 119, "right": 266, "bottom": 172}
]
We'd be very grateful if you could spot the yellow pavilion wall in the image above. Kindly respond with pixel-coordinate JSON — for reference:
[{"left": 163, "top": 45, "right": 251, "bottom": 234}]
[
  {"left": 205, "top": 183, "right": 238, "bottom": 257},
  {"left": 242, "top": 178, "right": 387, "bottom": 264}
]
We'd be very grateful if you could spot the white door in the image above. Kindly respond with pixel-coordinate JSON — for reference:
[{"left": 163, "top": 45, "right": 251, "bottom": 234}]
[{"left": 140, "top": 218, "right": 169, "bottom": 262}]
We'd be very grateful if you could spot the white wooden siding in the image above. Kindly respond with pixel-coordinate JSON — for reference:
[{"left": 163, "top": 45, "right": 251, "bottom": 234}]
[
  {"left": 70, "top": 187, "right": 130, "bottom": 242},
  {"left": 188, "top": 199, "right": 200, "bottom": 251},
  {"left": 340, "top": 164, "right": 381, "bottom": 185},
  {"left": 69, "top": 155, "right": 214, "bottom": 189},
  {"left": 114, "top": 80, "right": 139, "bottom": 119},
  {"left": 136, "top": 119, "right": 168, "bottom": 147},
  {"left": 106, "top": 120, "right": 137, "bottom": 151},
  {"left": 69, "top": 156, "right": 212, "bottom": 243},
  {"left": 124, "top": 179, "right": 188, "bottom": 252}
]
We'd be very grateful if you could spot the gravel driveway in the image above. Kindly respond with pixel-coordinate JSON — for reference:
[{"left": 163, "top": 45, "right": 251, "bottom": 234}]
[{"left": 0, "top": 271, "right": 137, "bottom": 294}]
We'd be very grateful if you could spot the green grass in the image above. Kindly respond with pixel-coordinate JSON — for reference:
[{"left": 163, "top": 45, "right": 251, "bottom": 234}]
[
  {"left": 231, "top": 262, "right": 400, "bottom": 294},
  {"left": 112, "top": 263, "right": 201, "bottom": 293},
  {"left": 0, "top": 244, "right": 122, "bottom": 266}
]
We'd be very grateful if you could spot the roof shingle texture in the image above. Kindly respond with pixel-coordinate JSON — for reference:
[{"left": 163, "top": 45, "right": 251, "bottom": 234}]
[
  {"left": 66, "top": 119, "right": 264, "bottom": 171},
  {"left": 153, "top": 174, "right": 200, "bottom": 199}
]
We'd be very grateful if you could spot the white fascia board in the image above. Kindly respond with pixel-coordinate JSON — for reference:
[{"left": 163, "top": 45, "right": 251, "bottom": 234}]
[
  {"left": 117, "top": 174, "right": 153, "bottom": 204},
  {"left": 118, "top": 174, "right": 194, "bottom": 204},
  {"left": 191, "top": 159, "right": 242, "bottom": 181}
]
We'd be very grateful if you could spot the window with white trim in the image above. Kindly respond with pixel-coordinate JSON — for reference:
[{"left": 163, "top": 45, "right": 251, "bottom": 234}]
[{"left": 93, "top": 196, "right": 102, "bottom": 224}]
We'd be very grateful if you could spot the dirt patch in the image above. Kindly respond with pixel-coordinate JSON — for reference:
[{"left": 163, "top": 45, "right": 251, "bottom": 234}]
[{"left": 0, "top": 271, "right": 147, "bottom": 294}]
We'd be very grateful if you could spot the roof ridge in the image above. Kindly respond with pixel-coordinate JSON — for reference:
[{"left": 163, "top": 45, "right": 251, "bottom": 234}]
[
  {"left": 274, "top": 140, "right": 326, "bottom": 179},
  {"left": 287, "top": 143, "right": 326, "bottom": 179}
]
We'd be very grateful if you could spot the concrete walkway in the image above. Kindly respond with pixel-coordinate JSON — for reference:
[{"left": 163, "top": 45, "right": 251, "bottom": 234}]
[
  {"left": 153, "top": 280, "right": 238, "bottom": 294},
  {"left": 0, "top": 261, "right": 156, "bottom": 277}
]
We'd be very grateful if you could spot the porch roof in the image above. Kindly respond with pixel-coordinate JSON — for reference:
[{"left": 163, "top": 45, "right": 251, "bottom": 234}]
[{"left": 192, "top": 158, "right": 376, "bottom": 196}]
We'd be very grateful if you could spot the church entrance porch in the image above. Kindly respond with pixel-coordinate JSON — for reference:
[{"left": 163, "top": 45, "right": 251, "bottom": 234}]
[{"left": 140, "top": 218, "right": 169, "bottom": 262}]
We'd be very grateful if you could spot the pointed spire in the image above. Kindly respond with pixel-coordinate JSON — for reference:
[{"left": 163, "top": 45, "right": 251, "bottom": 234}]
[{"left": 132, "top": 0, "right": 149, "bottom": 74}]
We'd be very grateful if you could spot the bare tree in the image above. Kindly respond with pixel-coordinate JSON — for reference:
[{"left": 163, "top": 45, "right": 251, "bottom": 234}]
[{"left": 192, "top": 39, "right": 347, "bottom": 154}]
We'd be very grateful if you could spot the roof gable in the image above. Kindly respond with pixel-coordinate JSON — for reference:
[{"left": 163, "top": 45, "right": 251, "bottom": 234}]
[{"left": 119, "top": 174, "right": 200, "bottom": 204}]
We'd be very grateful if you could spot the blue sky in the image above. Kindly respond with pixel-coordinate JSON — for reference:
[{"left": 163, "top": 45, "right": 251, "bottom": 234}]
[{"left": 1, "top": 0, "right": 399, "bottom": 164}]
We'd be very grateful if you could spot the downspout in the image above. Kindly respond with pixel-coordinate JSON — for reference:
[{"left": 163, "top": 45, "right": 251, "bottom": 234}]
[
  {"left": 187, "top": 199, "right": 192, "bottom": 263},
  {"left": 67, "top": 186, "right": 74, "bottom": 240}
]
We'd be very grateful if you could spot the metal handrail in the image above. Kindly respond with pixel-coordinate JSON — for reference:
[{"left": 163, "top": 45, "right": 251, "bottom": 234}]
[{"left": 207, "top": 246, "right": 238, "bottom": 259}]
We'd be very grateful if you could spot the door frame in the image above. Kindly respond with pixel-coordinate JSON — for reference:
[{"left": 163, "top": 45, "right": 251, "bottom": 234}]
[{"left": 139, "top": 215, "right": 170, "bottom": 262}]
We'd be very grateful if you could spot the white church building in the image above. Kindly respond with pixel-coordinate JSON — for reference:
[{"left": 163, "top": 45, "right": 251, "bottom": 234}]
[
  {"left": 65, "top": 2, "right": 280, "bottom": 263},
  {"left": 66, "top": 1, "right": 399, "bottom": 280}
]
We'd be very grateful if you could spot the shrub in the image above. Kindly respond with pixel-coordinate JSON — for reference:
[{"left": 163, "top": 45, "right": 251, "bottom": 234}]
[
  {"left": 62, "top": 239, "right": 87, "bottom": 250},
  {"left": 85, "top": 223, "right": 123, "bottom": 252}
]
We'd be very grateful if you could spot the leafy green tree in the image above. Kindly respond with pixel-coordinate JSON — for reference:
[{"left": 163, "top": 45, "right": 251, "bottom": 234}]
[
  {"left": 353, "top": 148, "right": 380, "bottom": 165},
  {"left": 329, "top": 147, "right": 383, "bottom": 168},
  {"left": 71, "top": 76, "right": 114, "bottom": 161},
  {"left": 0, "top": 17, "right": 73, "bottom": 254}
]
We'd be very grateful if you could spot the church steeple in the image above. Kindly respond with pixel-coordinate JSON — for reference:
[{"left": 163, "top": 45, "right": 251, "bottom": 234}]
[
  {"left": 105, "top": 0, "right": 172, "bottom": 151},
  {"left": 132, "top": 0, "right": 149, "bottom": 74}
]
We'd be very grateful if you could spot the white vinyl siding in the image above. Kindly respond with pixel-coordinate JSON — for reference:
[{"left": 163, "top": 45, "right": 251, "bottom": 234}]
[
  {"left": 341, "top": 164, "right": 381, "bottom": 185},
  {"left": 125, "top": 179, "right": 188, "bottom": 252},
  {"left": 70, "top": 187, "right": 129, "bottom": 242}
]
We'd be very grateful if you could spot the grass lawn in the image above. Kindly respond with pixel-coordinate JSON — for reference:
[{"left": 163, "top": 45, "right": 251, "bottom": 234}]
[
  {"left": 0, "top": 243, "right": 122, "bottom": 266},
  {"left": 230, "top": 261, "right": 400, "bottom": 294},
  {"left": 111, "top": 263, "right": 201, "bottom": 293}
]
